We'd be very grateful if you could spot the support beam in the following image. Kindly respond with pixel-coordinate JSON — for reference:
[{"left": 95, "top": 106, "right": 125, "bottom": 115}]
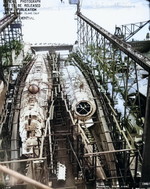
[
  {"left": 0, "top": 164, "right": 52, "bottom": 189},
  {"left": 84, "top": 148, "right": 135, "bottom": 157}
]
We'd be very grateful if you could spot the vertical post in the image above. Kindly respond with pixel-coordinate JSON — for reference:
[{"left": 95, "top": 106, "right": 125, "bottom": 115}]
[
  {"left": 141, "top": 74, "right": 150, "bottom": 187},
  {"left": 124, "top": 151, "right": 128, "bottom": 184},
  {"left": 103, "top": 38, "right": 106, "bottom": 84},
  {"left": 112, "top": 48, "right": 115, "bottom": 105},
  {"left": 134, "top": 62, "right": 142, "bottom": 121},
  {"left": 134, "top": 151, "right": 138, "bottom": 186},
  {"left": 77, "top": 0, "right": 80, "bottom": 13},
  {"left": 12, "top": 0, "right": 18, "bottom": 16},
  {"left": 91, "top": 26, "right": 93, "bottom": 71},
  {"left": 124, "top": 56, "right": 129, "bottom": 120}
]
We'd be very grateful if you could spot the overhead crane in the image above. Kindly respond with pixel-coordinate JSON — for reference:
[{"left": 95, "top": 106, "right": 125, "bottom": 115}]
[{"left": 114, "top": 20, "right": 150, "bottom": 41}]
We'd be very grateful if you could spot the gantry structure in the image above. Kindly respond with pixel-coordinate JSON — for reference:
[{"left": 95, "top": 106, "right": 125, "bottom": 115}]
[
  {"left": 0, "top": 0, "right": 22, "bottom": 82},
  {"left": 76, "top": 8, "right": 150, "bottom": 188}
]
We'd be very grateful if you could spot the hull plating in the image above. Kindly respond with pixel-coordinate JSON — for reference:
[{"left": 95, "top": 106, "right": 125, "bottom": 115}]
[
  {"left": 60, "top": 64, "right": 96, "bottom": 124},
  {"left": 19, "top": 55, "right": 51, "bottom": 156}
]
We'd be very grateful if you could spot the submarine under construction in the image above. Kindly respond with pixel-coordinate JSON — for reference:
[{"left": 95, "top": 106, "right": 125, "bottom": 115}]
[{"left": 1, "top": 0, "right": 150, "bottom": 189}]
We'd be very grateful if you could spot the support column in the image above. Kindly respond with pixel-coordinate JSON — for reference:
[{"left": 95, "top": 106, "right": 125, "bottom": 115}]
[{"left": 141, "top": 74, "right": 150, "bottom": 186}]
